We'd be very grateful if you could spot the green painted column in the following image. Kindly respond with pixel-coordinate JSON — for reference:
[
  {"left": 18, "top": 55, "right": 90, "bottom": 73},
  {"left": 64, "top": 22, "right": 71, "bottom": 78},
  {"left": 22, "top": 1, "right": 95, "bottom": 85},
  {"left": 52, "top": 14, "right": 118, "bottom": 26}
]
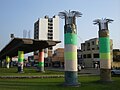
[
  {"left": 18, "top": 51, "right": 24, "bottom": 73},
  {"left": 64, "top": 24, "right": 78, "bottom": 86},
  {"left": 93, "top": 18, "right": 113, "bottom": 82},
  {"left": 38, "top": 49, "right": 44, "bottom": 72},
  {"left": 59, "top": 10, "right": 82, "bottom": 86},
  {"left": 6, "top": 56, "right": 10, "bottom": 69},
  {"left": 99, "top": 30, "right": 112, "bottom": 81}
]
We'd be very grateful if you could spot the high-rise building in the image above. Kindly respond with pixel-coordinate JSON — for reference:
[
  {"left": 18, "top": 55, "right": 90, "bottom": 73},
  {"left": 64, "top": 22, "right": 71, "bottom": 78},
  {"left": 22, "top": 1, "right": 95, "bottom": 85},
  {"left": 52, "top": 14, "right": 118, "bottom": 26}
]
[
  {"left": 34, "top": 15, "right": 59, "bottom": 50},
  {"left": 34, "top": 15, "right": 60, "bottom": 63}
]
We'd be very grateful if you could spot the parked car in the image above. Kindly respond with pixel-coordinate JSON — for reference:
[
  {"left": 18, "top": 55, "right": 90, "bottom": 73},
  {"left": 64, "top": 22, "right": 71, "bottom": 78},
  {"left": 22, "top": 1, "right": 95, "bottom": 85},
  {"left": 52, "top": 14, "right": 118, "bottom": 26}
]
[
  {"left": 111, "top": 69, "right": 120, "bottom": 75},
  {"left": 33, "top": 64, "right": 38, "bottom": 67}
]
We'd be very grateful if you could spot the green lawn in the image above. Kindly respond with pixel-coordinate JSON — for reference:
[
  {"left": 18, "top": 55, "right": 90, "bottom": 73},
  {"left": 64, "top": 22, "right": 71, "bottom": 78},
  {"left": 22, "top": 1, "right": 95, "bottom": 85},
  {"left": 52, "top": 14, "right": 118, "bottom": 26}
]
[
  {"left": 0, "top": 67, "right": 64, "bottom": 76},
  {"left": 0, "top": 67, "right": 120, "bottom": 90},
  {"left": 0, "top": 76, "right": 120, "bottom": 90}
]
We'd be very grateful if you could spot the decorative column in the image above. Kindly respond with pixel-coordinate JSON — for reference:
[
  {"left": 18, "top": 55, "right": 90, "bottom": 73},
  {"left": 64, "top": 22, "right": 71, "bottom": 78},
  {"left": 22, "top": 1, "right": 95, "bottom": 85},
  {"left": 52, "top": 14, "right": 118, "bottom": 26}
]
[
  {"left": 93, "top": 18, "right": 113, "bottom": 82},
  {"left": 6, "top": 56, "right": 10, "bottom": 69},
  {"left": 18, "top": 51, "right": 24, "bottom": 73},
  {"left": 59, "top": 10, "right": 82, "bottom": 86},
  {"left": 38, "top": 49, "right": 44, "bottom": 72}
]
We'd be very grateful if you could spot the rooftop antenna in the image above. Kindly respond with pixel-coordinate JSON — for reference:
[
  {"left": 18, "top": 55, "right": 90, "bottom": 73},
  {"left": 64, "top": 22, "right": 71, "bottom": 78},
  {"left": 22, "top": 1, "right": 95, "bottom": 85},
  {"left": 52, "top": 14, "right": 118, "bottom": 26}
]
[
  {"left": 23, "top": 30, "right": 27, "bottom": 38},
  {"left": 10, "top": 34, "right": 15, "bottom": 39},
  {"left": 28, "top": 30, "right": 31, "bottom": 38}
]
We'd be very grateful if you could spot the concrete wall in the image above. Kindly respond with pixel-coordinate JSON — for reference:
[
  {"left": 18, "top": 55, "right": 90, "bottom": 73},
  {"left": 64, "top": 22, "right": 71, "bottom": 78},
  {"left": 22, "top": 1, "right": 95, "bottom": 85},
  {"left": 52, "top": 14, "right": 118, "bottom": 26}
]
[
  {"left": 52, "top": 16, "right": 60, "bottom": 51},
  {"left": 39, "top": 18, "right": 48, "bottom": 40},
  {"left": 112, "top": 62, "right": 120, "bottom": 68}
]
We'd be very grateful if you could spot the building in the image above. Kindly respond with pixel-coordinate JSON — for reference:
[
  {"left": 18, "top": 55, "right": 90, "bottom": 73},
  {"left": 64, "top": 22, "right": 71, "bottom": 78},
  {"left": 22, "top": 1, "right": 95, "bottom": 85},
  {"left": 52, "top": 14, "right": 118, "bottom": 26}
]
[
  {"left": 112, "top": 49, "right": 120, "bottom": 68},
  {"left": 51, "top": 48, "right": 82, "bottom": 68},
  {"left": 81, "top": 38, "right": 113, "bottom": 68},
  {"left": 52, "top": 48, "right": 64, "bottom": 68},
  {"left": 34, "top": 15, "right": 60, "bottom": 62},
  {"left": 77, "top": 49, "right": 84, "bottom": 66}
]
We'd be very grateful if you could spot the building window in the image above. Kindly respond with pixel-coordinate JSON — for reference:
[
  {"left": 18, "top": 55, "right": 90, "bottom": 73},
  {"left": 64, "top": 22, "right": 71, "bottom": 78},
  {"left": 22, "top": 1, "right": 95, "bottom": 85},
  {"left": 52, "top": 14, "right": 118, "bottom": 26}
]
[
  {"left": 48, "top": 30, "right": 53, "bottom": 32},
  {"left": 48, "top": 27, "right": 53, "bottom": 29},
  {"left": 92, "top": 41, "right": 94, "bottom": 45},
  {"left": 87, "top": 48, "right": 90, "bottom": 51},
  {"left": 48, "top": 33, "right": 53, "bottom": 36},
  {"left": 48, "top": 47, "right": 53, "bottom": 50},
  {"left": 83, "top": 54, "right": 86, "bottom": 58},
  {"left": 92, "top": 48, "right": 95, "bottom": 50},
  {"left": 97, "top": 46, "right": 99, "bottom": 50},
  {"left": 87, "top": 54, "right": 91, "bottom": 58},
  {"left": 93, "top": 54, "right": 99, "bottom": 58},
  {"left": 81, "top": 55, "right": 82, "bottom": 58},
  {"left": 48, "top": 23, "right": 53, "bottom": 26},
  {"left": 87, "top": 42, "right": 90, "bottom": 46},
  {"left": 87, "top": 42, "right": 90, "bottom": 50}
]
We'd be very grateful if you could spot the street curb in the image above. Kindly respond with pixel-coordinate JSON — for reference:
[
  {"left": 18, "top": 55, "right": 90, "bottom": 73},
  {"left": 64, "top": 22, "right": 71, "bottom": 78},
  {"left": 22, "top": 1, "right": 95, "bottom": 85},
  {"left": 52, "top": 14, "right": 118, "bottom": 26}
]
[{"left": 0, "top": 75, "right": 64, "bottom": 79}]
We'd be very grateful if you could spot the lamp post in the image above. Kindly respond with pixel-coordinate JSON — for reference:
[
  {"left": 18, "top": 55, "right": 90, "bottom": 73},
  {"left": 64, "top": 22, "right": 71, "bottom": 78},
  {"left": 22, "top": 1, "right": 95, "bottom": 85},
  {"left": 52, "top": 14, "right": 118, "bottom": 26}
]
[
  {"left": 93, "top": 18, "right": 113, "bottom": 82},
  {"left": 58, "top": 10, "right": 82, "bottom": 86}
]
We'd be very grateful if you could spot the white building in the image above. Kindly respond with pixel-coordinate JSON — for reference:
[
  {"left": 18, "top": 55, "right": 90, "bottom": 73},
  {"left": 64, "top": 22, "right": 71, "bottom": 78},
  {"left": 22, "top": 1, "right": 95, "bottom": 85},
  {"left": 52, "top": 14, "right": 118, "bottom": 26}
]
[{"left": 34, "top": 15, "right": 60, "bottom": 60}]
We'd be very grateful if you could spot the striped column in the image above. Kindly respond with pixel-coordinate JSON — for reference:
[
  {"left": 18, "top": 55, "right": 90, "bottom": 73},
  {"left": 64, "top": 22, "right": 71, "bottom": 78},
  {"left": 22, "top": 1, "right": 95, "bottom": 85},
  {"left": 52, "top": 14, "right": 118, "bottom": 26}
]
[
  {"left": 18, "top": 51, "right": 24, "bottom": 73},
  {"left": 64, "top": 24, "right": 78, "bottom": 86},
  {"left": 99, "top": 30, "right": 111, "bottom": 81},
  {"left": 6, "top": 56, "right": 10, "bottom": 69},
  {"left": 38, "top": 49, "right": 44, "bottom": 72}
]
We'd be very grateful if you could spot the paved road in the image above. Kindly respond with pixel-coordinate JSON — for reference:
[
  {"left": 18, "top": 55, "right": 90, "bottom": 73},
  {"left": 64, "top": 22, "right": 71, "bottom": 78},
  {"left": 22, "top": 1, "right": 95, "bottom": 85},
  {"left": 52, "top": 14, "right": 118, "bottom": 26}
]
[
  {"left": 79, "top": 68, "right": 100, "bottom": 75},
  {"left": 46, "top": 67, "right": 100, "bottom": 76},
  {"left": 0, "top": 68, "right": 100, "bottom": 79}
]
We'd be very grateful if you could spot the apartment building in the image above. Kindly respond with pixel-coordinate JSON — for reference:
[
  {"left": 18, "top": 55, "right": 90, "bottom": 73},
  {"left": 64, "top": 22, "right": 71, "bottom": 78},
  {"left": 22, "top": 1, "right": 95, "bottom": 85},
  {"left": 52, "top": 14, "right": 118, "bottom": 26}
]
[
  {"left": 51, "top": 48, "right": 82, "bottom": 68},
  {"left": 34, "top": 15, "right": 60, "bottom": 62},
  {"left": 52, "top": 48, "right": 64, "bottom": 68},
  {"left": 81, "top": 38, "right": 113, "bottom": 68},
  {"left": 112, "top": 49, "right": 120, "bottom": 68}
]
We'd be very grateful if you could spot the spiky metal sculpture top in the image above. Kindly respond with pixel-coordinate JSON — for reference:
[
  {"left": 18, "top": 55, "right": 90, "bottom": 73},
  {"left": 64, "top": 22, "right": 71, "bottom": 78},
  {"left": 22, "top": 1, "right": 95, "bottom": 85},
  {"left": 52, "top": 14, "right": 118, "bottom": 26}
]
[
  {"left": 93, "top": 18, "right": 113, "bottom": 30},
  {"left": 59, "top": 10, "right": 82, "bottom": 24}
]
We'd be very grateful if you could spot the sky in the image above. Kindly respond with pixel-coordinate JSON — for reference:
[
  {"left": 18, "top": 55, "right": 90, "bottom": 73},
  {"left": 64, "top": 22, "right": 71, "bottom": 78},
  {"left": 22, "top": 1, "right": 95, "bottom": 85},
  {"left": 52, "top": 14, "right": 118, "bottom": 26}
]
[{"left": 0, "top": 0, "right": 120, "bottom": 50}]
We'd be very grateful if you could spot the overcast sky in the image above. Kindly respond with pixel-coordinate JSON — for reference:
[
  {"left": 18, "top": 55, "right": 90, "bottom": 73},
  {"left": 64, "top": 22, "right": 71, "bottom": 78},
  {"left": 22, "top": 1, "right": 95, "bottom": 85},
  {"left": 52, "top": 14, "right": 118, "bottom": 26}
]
[{"left": 0, "top": 0, "right": 120, "bottom": 50}]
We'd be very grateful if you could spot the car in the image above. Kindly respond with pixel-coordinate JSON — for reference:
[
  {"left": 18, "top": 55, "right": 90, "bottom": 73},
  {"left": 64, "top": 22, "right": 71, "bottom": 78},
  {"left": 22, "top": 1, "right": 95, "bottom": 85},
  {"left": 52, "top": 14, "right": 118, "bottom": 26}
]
[
  {"left": 26, "top": 63, "right": 31, "bottom": 67},
  {"left": 33, "top": 64, "right": 38, "bottom": 67},
  {"left": 111, "top": 69, "right": 120, "bottom": 75}
]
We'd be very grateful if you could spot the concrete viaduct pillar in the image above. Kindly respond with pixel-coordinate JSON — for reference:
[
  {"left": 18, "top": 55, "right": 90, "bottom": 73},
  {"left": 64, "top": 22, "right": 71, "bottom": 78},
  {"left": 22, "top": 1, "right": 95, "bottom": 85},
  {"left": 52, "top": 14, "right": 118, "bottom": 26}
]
[
  {"left": 18, "top": 51, "right": 24, "bottom": 73},
  {"left": 6, "top": 56, "right": 10, "bottom": 69},
  {"left": 38, "top": 49, "right": 44, "bottom": 72}
]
